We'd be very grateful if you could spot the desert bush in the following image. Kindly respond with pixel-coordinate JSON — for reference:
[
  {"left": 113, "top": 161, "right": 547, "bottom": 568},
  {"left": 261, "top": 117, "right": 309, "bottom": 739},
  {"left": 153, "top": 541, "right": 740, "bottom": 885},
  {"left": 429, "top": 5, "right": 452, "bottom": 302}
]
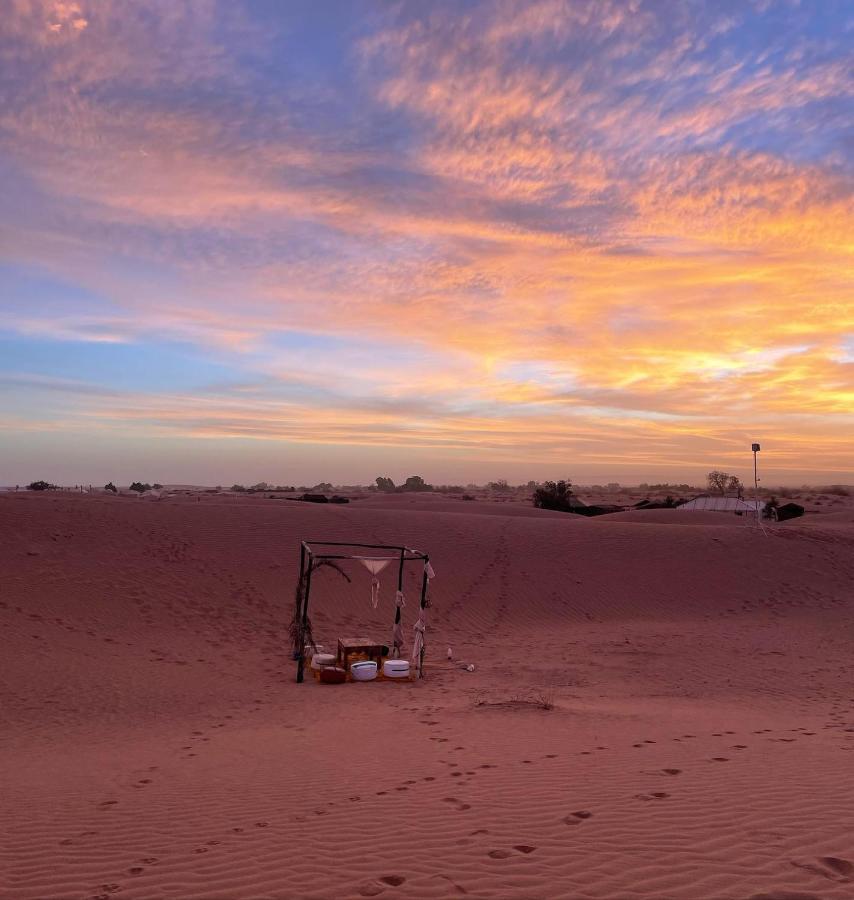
[
  {"left": 231, "top": 484, "right": 246, "bottom": 492},
  {"left": 104, "top": 482, "right": 118, "bottom": 493},
  {"left": 533, "top": 479, "right": 575, "bottom": 511},
  {"left": 402, "top": 474, "right": 432, "bottom": 492},
  {"left": 128, "top": 482, "right": 151, "bottom": 493},
  {"left": 27, "top": 480, "right": 56, "bottom": 491}
]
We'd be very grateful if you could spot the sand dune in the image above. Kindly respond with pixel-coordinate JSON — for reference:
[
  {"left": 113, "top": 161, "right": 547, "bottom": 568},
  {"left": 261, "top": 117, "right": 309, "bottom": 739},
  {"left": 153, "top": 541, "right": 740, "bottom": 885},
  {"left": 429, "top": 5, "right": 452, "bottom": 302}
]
[{"left": 3, "top": 492, "right": 854, "bottom": 899}]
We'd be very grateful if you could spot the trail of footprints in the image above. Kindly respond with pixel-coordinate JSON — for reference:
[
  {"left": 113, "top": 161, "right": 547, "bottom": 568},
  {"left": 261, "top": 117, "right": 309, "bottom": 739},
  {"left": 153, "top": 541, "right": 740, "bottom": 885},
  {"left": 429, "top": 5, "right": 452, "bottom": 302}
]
[{"left": 79, "top": 717, "right": 846, "bottom": 898}]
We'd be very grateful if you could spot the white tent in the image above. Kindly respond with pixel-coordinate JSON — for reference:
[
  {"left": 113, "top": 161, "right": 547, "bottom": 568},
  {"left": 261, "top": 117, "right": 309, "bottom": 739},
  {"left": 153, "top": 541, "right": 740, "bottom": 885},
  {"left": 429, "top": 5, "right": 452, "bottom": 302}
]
[{"left": 678, "top": 495, "right": 762, "bottom": 514}]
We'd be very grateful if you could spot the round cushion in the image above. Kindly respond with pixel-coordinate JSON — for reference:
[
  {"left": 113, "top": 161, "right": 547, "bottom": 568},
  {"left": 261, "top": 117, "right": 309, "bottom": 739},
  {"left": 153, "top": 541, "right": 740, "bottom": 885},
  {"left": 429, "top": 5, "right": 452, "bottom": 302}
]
[
  {"left": 383, "top": 659, "right": 410, "bottom": 678},
  {"left": 350, "top": 661, "right": 378, "bottom": 681},
  {"left": 319, "top": 666, "right": 346, "bottom": 684},
  {"left": 311, "top": 653, "right": 336, "bottom": 670}
]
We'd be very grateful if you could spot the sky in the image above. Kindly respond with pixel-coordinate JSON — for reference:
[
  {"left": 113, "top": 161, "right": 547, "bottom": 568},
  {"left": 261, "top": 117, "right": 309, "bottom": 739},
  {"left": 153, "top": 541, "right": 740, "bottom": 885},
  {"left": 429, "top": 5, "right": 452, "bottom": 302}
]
[{"left": 0, "top": 0, "right": 852, "bottom": 487}]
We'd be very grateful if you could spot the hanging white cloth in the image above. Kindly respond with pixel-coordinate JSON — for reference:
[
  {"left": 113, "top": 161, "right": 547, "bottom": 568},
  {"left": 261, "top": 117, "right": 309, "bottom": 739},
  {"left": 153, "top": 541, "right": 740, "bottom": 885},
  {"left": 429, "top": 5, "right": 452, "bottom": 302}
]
[
  {"left": 411, "top": 607, "right": 428, "bottom": 666},
  {"left": 425, "top": 561, "right": 435, "bottom": 580},
  {"left": 357, "top": 557, "right": 393, "bottom": 608}
]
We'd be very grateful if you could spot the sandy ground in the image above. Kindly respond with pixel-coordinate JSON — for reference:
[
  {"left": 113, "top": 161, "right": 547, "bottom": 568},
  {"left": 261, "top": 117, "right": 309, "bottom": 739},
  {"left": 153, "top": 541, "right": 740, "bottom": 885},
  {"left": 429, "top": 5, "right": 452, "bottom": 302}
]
[{"left": 2, "top": 491, "right": 854, "bottom": 900}]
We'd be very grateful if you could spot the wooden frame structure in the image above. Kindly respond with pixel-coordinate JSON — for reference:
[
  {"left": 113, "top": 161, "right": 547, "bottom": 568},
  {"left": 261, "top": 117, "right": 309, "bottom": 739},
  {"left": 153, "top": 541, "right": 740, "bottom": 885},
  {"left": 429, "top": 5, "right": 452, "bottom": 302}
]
[{"left": 295, "top": 540, "right": 431, "bottom": 683}]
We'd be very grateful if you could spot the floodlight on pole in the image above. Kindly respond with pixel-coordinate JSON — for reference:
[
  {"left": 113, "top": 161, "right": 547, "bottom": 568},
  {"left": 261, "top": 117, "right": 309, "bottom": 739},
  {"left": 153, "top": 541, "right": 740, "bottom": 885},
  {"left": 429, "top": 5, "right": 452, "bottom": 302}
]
[{"left": 752, "top": 442, "right": 761, "bottom": 526}]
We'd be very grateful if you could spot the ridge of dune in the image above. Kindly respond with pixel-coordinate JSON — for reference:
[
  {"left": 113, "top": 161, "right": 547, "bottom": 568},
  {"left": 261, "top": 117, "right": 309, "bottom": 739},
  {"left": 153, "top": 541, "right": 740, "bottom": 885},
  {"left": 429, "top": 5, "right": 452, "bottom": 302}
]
[{"left": 2, "top": 492, "right": 854, "bottom": 899}]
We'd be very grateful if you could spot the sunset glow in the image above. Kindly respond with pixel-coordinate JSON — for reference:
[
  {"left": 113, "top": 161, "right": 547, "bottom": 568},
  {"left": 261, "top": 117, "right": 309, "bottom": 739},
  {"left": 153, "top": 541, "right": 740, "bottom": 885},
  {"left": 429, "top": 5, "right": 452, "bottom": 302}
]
[{"left": 1, "top": 0, "right": 852, "bottom": 484}]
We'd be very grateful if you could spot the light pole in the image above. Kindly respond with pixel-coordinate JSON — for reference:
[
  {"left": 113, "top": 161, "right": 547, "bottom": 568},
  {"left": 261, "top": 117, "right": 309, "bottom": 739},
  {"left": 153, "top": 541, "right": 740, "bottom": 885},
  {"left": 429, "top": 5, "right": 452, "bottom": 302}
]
[{"left": 752, "top": 442, "right": 761, "bottom": 524}]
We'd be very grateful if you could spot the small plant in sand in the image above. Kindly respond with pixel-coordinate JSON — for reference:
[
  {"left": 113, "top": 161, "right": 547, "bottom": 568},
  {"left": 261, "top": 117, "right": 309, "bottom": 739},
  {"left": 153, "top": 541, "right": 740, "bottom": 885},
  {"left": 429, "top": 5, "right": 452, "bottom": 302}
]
[
  {"left": 289, "top": 559, "right": 351, "bottom": 659},
  {"left": 475, "top": 691, "right": 556, "bottom": 711}
]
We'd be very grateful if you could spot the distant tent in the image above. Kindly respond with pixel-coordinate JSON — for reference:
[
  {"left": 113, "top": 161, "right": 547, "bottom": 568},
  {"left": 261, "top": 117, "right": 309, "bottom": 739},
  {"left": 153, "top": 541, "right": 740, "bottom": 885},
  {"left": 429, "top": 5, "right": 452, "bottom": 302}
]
[
  {"left": 678, "top": 495, "right": 762, "bottom": 514},
  {"left": 775, "top": 502, "right": 805, "bottom": 522}
]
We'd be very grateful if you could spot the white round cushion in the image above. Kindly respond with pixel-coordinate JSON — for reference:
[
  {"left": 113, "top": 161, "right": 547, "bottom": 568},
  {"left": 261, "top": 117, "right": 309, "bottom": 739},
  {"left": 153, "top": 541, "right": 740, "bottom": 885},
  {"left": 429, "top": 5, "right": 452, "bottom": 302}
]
[
  {"left": 350, "top": 661, "right": 378, "bottom": 681},
  {"left": 383, "top": 659, "right": 410, "bottom": 678},
  {"left": 311, "top": 653, "right": 336, "bottom": 670}
]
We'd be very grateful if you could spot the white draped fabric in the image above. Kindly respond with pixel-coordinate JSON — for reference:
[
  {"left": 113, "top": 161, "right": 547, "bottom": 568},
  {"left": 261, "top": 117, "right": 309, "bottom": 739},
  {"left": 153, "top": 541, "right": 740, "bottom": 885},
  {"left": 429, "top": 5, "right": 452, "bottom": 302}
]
[
  {"left": 411, "top": 608, "right": 427, "bottom": 665},
  {"left": 356, "top": 557, "right": 393, "bottom": 608}
]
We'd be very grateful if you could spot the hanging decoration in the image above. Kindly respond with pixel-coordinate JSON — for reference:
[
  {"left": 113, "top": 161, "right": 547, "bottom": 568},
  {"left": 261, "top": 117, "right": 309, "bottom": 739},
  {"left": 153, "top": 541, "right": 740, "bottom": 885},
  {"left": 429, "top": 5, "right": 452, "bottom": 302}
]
[
  {"left": 357, "top": 557, "right": 393, "bottom": 608},
  {"left": 411, "top": 608, "right": 428, "bottom": 664}
]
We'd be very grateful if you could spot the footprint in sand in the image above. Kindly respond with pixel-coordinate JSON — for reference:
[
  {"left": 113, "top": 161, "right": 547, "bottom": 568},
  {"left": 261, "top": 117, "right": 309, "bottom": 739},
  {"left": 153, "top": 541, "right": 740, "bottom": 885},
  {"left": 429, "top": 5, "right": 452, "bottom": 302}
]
[
  {"left": 790, "top": 857, "right": 853, "bottom": 880},
  {"left": 820, "top": 857, "right": 853, "bottom": 877},
  {"left": 749, "top": 893, "right": 822, "bottom": 900},
  {"left": 488, "top": 849, "right": 513, "bottom": 859},
  {"left": 563, "top": 810, "right": 593, "bottom": 824},
  {"left": 514, "top": 845, "right": 537, "bottom": 854},
  {"left": 711, "top": 757, "right": 730, "bottom": 762},
  {"left": 380, "top": 876, "right": 406, "bottom": 886},
  {"left": 662, "top": 768, "right": 682, "bottom": 775}
]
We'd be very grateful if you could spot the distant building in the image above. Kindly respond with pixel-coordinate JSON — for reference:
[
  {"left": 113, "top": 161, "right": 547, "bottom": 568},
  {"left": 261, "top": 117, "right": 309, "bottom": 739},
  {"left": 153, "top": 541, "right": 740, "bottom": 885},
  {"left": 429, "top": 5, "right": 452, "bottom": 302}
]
[{"left": 678, "top": 495, "right": 762, "bottom": 514}]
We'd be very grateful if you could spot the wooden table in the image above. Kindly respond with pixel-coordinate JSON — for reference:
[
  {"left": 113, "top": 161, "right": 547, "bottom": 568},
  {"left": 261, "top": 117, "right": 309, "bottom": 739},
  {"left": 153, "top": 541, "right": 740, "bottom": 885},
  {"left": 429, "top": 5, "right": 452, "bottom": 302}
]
[{"left": 337, "top": 637, "right": 385, "bottom": 672}]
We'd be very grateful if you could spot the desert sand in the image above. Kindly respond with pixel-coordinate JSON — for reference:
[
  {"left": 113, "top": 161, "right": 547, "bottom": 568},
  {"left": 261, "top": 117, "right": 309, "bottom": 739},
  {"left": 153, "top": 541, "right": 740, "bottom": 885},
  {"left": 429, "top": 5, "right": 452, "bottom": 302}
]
[{"left": 3, "top": 490, "right": 854, "bottom": 900}]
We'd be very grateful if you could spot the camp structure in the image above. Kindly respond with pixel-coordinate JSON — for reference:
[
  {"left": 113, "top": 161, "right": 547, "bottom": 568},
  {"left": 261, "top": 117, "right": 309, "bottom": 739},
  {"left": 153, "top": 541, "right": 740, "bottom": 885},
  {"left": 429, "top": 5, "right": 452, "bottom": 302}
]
[
  {"left": 292, "top": 541, "right": 434, "bottom": 683},
  {"left": 678, "top": 495, "right": 762, "bottom": 514}
]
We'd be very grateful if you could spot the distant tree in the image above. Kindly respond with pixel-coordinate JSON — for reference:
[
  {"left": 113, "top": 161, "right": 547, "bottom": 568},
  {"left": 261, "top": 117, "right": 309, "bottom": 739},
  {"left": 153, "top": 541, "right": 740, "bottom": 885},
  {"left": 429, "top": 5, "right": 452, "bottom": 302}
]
[
  {"left": 152, "top": 483, "right": 163, "bottom": 490},
  {"left": 27, "top": 480, "right": 56, "bottom": 491},
  {"left": 402, "top": 474, "right": 432, "bottom": 492},
  {"left": 375, "top": 476, "right": 395, "bottom": 492},
  {"left": 250, "top": 482, "right": 271, "bottom": 492},
  {"left": 129, "top": 482, "right": 152, "bottom": 493},
  {"left": 533, "top": 480, "right": 575, "bottom": 512},
  {"left": 104, "top": 482, "right": 118, "bottom": 493},
  {"left": 310, "top": 482, "right": 333, "bottom": 492},
  {"left": 231, "top": 484, "right": 246, "bottom": 492},
  {"left": 707, "top": 471, "right": 742, "bottom": 496},
  {"left": 487, "top": 479, "right": 509, "bottom": 492}
]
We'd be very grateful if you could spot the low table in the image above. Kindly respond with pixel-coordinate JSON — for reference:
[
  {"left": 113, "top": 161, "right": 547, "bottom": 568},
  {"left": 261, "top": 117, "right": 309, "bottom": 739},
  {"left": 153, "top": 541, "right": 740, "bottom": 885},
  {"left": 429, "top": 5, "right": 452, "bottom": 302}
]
[{"left": 337, "top": 637, "right": 385, "bottom": 672}]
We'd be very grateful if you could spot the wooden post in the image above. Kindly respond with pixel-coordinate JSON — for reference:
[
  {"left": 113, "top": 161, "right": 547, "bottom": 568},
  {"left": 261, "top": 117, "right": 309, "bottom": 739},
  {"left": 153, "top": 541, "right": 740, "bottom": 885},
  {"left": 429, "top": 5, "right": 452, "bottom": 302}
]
[
  {"left": 296, "top": 550, "right": 313, "bottom": 683},
  {"left": 418, "top": 554, "right": 429, "bottom": 678},
  {"left": 295, "top": 543, "right": 306, "bottom": 682},
  {"left": 392, "top": 548, "right": 405, "bottom": 658}
]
